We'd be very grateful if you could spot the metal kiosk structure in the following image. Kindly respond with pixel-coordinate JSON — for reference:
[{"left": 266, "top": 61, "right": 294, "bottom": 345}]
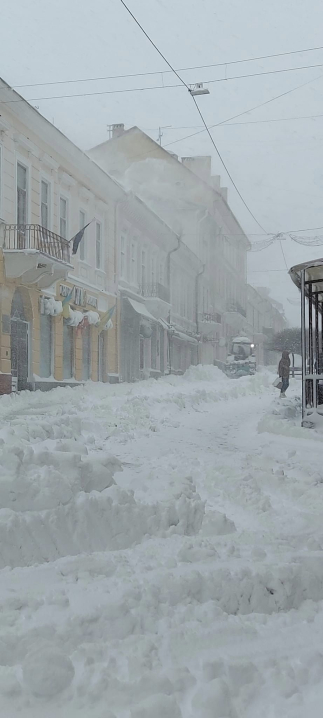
[{"left": 289, "top": 258, "right": 323, "bottom": 425}]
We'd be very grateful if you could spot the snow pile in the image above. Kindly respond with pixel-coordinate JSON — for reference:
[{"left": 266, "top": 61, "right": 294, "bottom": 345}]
[
  {"left": 183, "top": 363, "right": 224, "bottom": 382},
  {"left": 85, "top": 310, "right": 100, "bottom": 325},
  {"left": 66, "top": 308, "right": 84, "bottom": 326},
  {"left": 1, "top": 366, "right": 323, "bottom": 717},
  {"left": 43, "top": 298, "right": 62, "bottom": 316},
  {"left": 22, "top": 643, "right": 75, "bottom": 697}
]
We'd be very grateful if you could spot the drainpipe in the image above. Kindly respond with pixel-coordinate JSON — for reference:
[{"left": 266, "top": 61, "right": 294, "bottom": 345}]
[
  {"left": 166, "top": 235, "right": 181, "bottom": 374},
  {"left": 195, "top": 264, "right": 205, "bottom": 364}
]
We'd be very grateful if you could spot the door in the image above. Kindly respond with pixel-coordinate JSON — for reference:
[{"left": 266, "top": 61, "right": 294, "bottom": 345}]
[{"left": 11, "top": 318, "right": 29, "bottom": 391}]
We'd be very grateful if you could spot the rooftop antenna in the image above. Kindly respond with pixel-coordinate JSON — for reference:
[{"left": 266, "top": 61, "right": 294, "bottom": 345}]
[
  {"left": 189, "top": 82, "right": 210, "bottom": 96},
  {"left": 157, "top": 125, "right": 171, "bottom": 146}
]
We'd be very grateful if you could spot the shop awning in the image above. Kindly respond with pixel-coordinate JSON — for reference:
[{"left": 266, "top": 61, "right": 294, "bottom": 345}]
[
  {"left": 159, "top": 318, "right": 171, "bottom": 330},
  {"left": 127, "top": 298, "right": 155, "bottom": 321},
  {"left": 173, "top": 330, "right": 198, "bottom": 345}
]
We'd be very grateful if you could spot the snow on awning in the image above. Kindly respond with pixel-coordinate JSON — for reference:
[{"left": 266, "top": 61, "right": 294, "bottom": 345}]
[
  {"left": 127, "top": 298, "right": 155, "bottom": 321},
  {"left": 159, "top": 318, "right": 171, "bottom": 330},
  {"left": 173, "top": 330, "right": 198, "bottom": 345}
]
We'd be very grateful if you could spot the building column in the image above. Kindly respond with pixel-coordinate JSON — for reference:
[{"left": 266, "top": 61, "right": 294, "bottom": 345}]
[
  {"left": 91, "top": 327, "right": 99, "bottom": 381},
  {"left": 54, "top": 315, "right": 63, "bottom": 381},
  {"left": 75, "top": 330, "right": 82, "bottom": 382}
]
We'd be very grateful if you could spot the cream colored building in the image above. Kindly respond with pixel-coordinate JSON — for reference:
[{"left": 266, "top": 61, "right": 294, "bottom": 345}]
[{"left": 0, "top": 77, "right": 124, "bottom": 393}]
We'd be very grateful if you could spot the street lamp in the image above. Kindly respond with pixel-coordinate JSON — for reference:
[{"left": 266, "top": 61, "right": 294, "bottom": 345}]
[{"left": 189, "top": 83, "right": 210, "bottom": 96}]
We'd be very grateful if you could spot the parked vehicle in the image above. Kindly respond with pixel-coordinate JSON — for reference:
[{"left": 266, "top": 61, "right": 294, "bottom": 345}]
[{"left": 225, "top": 336, "right": 256, "bottom": 377}]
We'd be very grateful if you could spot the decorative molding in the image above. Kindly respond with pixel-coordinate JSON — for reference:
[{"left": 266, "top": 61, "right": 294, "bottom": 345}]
[
  {"left": 0, "top": 117, "right": 10, "bottom": 132},
  {"left": 58, "top": 169, "right": 76, "bottom": 187},
  {"left": 39, "top": 152, "right": 59, "bottom": 171},
  {"left": 13, "top": 132, "right": 40, "bottom": 157},
  {"left": 79, "top": 186, "right": 94, "bottom": 202}
]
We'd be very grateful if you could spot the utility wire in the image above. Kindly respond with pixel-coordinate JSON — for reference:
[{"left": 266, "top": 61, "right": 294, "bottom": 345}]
[
  {"left": 118, "top": 0, "right": 268, "bottom": 234},
  {"left": 2, "top": 63, "right": 323, "bottom": 104},
  {"left": 145, "top": 113, "right": 323, "bottom": 130},
  {"left": 164, "top": 73, "right": 323, "bottom": 149},
  {"left": 119, "top": 0, "right": 190, "bottom": 89},
  {"left": 191, "top": 95, "right": 267, "bottom": 232},
  {"left": 12, "top": 43, "right": 323, "bottom": 89}
]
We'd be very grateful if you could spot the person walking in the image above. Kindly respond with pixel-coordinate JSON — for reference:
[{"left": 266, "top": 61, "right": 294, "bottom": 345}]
[{"left": 278, "top": 350, "right": 290, "bottom": 397}]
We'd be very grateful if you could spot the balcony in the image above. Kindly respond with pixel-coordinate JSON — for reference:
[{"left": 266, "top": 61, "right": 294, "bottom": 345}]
[
  {"left": 224, "top": 300, "right": 247, "bottom": 330},
  {"left": 199, "top": 311, "right": 222, "bottom": 337},
  {"left": 139, "top": 283, "right": 171, "bottom": 320},
  {"left": 139, "top": 283, "right": 170, "bottom": 303},
  {"left": 1, "top": 224, "right": 72, "bottom": 288}
]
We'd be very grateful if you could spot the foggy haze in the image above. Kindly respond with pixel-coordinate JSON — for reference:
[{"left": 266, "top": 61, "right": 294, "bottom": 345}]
[{"left": 1, "top": 0, "right": 323, "bottom": 324}]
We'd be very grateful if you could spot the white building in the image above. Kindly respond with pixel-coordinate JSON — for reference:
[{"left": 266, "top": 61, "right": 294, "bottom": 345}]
[{"left": 88, "top": 125, "right": 250, "bottom": 367}]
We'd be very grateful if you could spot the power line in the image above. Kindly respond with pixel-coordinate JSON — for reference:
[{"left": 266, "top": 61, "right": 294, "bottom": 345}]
[
  {"left": 191, "top": 95, "right": 267, "bottom": 233},
  {"left": 12, "top": 44, "right": 323, "bottom": 89},
  {"left": 2, "top": 62, "right": 323, "bottom": 105},
  {"left": 118, "top": 0, "right": 268, "bottom": 235},
  {"left": 119, "top": 0, "right": 190, "bottom": 90},
  {"left": 145, "top": 113, "right": 323, "bottom": 131},
  {"left": 164, "top": 73, "right": 323, "bottom": 149}
]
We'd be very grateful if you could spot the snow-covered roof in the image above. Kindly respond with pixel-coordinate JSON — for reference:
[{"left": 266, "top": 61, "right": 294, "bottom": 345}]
[{"left": 232, "top": 336, "right": 251, "bottom": 344}]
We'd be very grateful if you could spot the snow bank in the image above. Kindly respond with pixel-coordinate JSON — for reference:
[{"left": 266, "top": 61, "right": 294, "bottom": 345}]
[{"left": 0, "top": 485, "right": 204, "bottom": 568}]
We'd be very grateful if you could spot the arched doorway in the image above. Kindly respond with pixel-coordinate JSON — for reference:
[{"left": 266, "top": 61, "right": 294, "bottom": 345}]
[{"left": 11, "top": 289, "right": 30, "bottom": 390}]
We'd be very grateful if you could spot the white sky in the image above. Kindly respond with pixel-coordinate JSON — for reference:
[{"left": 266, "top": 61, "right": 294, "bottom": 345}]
[{"left": 1, "top": 0, "right": 323, "bottom": 325}]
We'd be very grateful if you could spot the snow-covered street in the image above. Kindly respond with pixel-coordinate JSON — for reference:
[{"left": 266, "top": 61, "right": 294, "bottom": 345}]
[{"left": 1, "top": 368, "right": 323, "bottom": 717}]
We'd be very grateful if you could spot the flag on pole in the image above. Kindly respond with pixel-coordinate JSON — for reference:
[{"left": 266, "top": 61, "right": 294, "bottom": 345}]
[
  {"left": 62, "top": 287, "right": 74, "bottom": 319},
  {"left": 97, "top": 304, "right": 116, "bottom": 332},
  {"left": 70, "top": 222, "right": 92, "bottom": 255}
]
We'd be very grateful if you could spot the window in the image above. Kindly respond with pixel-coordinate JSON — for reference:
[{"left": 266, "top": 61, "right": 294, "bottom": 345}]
[
  {"left": 95, "top": 221, "right": 102, "bottom": 269},
  {"left": 141, "top": 249, "right": 146, "bottom": 287},
  {"left": 17, "top": 163, "right": 28, "bottom": 225},
  {"left": 120, "top": 234, "right": 126, "bottom": 278},
  {"left": 79, "top": 210, "right": 86, "bottom": 261},
  {"left": 130, "top": 242, "right": 136, "bottom": 283},
  {"left": 40, "top": 313, "right": 52, "bottom": 378},
  {"left": 41, "top": 180, "right": 50, "bottom": 229},
  {"left": 60, "top": 197, "right": 68, "bottom": 239}
]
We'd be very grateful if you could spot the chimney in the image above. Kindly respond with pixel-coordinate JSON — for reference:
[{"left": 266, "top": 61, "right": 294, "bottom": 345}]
[
  {"left": 221, "top": 187, "right": 228, "bottom": 202},
  {"left": 181, "top": 156, "right": 212, "bottom": 183},
  {"left": 110, "top": 123, "right": 125, "bottom": 139}
]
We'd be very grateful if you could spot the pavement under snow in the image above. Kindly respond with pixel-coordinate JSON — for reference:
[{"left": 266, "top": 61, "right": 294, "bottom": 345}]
[{"left": 0, "top": 366, "right": 323, "bottom": 718}]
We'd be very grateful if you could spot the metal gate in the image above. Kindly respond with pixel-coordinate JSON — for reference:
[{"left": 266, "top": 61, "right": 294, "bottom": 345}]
[{"left": 11, "top": 318, "right": 29, "bottom": 391}]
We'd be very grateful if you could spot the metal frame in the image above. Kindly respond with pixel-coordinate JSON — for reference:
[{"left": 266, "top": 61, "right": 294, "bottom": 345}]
[{"left": 290, "top": 258, "right": 323, "bottom": 425}]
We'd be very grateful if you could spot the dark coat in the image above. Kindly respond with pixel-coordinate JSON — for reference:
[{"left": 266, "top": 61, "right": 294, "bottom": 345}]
[{"left": 278, "top": 351, "right": 290, "bottom": 379}]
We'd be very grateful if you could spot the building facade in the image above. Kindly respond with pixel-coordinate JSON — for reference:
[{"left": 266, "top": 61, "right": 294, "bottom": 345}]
[
  {"left": 88, "top": 126, "right": 250, "bottom": 368},
  {"left": 246, "top": 284, "right": 287, "bottom": 365},
  {"left": 0, "top": 77, "right": 124, "bottom": 393}
]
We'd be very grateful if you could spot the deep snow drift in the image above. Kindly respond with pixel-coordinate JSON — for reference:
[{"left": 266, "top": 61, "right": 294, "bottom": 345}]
[{"left": 1, "top": 367, "right": 323, "bottom": 717}]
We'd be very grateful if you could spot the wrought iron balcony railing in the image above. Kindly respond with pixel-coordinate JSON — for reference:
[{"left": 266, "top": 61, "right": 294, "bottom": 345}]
[
  {"left": 200, "top": 312, "right": 222, "bottom": 324},
  {"left": 226, "top": 301, "right": 247, "bottom": 318},
  {"left": 3, "top": 224, "right": 71, "bottom": 264},
  {"left": 139, "top": 283, "right": 170, "bottom": 303}
]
